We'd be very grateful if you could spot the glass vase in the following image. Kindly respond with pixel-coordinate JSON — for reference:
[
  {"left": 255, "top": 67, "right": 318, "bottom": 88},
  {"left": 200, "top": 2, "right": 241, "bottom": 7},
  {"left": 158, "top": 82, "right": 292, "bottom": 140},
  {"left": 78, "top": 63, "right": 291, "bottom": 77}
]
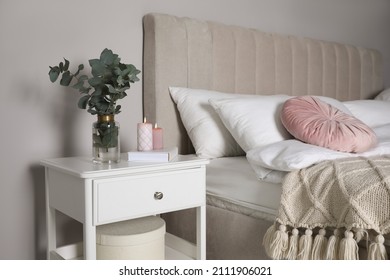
[{"left": 92, "top": 115, "right": 120, "bottom": 164}]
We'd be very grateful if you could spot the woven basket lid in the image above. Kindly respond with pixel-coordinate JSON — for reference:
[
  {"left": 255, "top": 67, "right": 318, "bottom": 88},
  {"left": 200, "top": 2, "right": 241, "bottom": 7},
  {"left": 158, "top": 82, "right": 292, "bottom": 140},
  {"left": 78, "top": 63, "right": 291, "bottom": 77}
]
[{"left": 96, "top": 216, "right": 165, "bottom": 246}]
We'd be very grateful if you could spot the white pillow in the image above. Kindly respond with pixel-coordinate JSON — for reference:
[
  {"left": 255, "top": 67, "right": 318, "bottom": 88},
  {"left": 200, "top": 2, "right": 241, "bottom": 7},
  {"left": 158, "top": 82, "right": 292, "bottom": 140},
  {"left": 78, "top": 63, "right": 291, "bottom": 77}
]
[
  {"left": 343, "top": 99, "right": 390, "bottom": 127},
  {"left": 169, "top": 87, "right": 245, "bottom": 158},
  {"left": 246, "top": 124, "right": 390, "bottom": 172},
  {"left": 209, "top": 95, "right": 351, "bottom": 152},
  {"left": 314, "top": 96, "right": 353, "bottom": 113},
  {"left": 209, "top": 95, "right": 291, "bottom": 152},
  {"left": 247, "top": 140, "right": 349, "bottom": 171},
  {"left": 375, "top": 88, "right": 390, "bottom": 101}
]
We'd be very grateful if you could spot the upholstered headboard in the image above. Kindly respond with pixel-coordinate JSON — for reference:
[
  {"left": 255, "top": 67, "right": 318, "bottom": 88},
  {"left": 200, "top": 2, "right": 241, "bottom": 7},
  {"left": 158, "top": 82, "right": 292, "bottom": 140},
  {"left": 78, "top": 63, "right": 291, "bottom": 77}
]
[{"left": 143, "top": 13, "right": 383, "bottom": 154}]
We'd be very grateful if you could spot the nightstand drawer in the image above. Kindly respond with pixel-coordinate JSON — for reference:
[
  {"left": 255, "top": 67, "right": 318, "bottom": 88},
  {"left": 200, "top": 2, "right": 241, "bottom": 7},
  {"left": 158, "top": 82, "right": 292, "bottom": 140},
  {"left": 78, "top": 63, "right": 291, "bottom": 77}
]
[{"left": 94, "top": 168, "right": 205, "bottom": 225}]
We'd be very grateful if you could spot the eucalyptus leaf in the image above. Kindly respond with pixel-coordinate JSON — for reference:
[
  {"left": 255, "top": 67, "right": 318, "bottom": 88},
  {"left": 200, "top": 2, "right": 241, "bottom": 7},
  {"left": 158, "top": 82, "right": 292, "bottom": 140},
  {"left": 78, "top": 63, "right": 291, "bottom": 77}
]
[
  {"left": 100, "top": 48, "right": 117, "bottom": 66},
  {"left": 117, "top": 76, "right": 124, "bottom": 86},
  {"left": 117, "top": 92, "right": 127, "bottom": 99},
  {"left": 94, "top": 99, "right": 109, "bottom": 113},
  {"left": 89, "top": 95, "right": 101, "bottom": 106},
  {"left": 48, "top": 66, "right": 60, "bottom": 82},
  {"left": 88, "top": 59, "right": 99, "bottom": 67},
  {"left": 114, "top": 67, "right": 122, "bottom": 76},
  {"left": 63, "top": 58, "right": 69, "bottom": 71},
  {"left": 80, "top": 86, "right": 91, "bottom": 94},
  {"left": 91, "top": 88, "right": 102, "bottom": 96},
  {"left": 92, "top": 133, "right": 102, "bottom": 145},
  {"left": 117, "top": 86, "right": 129, "bottom": 93},
  {"left": 72, "top": 80, "right": 84, "bottom": 90},
  {"left": 78, "top": 95, "right": 90, "bottom": 109},
  {"left": 60, "top": 71, "right": 72, "bottom": 86},
  {"left": 88, "top": 77, "right": 102, "bottom": 87},
  {"left": 99, "top": 126, "right": 119, "bottom": 148},
  {"left": 88, "top": 108, "right": 98, "bottom": 115},
  {"left": 74, "top": 63, "right": 84, "bottom": 76},
  {"left": 106, "top": 84, "right": 117, "bottom": 94},
  {"left": 78, "top": 75, "right": 88, "bottom": 81},
  {"left": 90, "top": 60, "right": 106, "bottom": 77},
  {"left": 121, "top": 67, "right": 131, "bottom": 77}
]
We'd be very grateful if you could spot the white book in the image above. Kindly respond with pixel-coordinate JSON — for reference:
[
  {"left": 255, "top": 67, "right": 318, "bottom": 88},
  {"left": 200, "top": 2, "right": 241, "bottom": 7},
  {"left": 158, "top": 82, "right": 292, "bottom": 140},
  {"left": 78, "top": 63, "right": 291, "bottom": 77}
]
[{"left": 127, "top": 147, "right": 178, "bottom": 162}]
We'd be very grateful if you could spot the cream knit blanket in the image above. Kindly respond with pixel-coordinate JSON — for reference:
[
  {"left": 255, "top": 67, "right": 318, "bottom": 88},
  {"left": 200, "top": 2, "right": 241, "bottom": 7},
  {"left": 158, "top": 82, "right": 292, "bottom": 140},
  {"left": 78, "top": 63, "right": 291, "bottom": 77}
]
[{"left": 263, "top": 156, "right": 390, "bottom": 260}]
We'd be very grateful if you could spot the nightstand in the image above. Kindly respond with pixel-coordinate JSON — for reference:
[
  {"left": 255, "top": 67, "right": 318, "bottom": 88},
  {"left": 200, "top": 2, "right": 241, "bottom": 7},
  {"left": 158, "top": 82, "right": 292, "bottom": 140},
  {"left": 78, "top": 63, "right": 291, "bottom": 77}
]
[{"left": 41, "top": 154, "right": 209, "bottom": 260}]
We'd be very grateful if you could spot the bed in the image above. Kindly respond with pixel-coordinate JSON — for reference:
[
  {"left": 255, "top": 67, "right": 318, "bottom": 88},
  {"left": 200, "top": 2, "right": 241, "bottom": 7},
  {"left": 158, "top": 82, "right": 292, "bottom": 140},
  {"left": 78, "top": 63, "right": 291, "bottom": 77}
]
[{"left": 142, "top": 13, "right": 390, "bottom": 260}]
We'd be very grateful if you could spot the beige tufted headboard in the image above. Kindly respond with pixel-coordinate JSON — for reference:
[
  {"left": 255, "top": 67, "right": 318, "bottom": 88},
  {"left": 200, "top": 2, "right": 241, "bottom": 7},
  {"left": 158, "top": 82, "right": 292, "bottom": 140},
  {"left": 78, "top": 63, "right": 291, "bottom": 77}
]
[{"left": 143, "top": 13, "right": 383, "bottom": 154}]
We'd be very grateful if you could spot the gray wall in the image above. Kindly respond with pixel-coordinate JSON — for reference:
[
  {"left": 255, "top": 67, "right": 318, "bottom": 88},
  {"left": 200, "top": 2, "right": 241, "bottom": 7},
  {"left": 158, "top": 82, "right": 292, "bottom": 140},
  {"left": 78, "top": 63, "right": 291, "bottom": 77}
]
[{"left": 1, "top": 0, "right": 389, "bottom": 259}]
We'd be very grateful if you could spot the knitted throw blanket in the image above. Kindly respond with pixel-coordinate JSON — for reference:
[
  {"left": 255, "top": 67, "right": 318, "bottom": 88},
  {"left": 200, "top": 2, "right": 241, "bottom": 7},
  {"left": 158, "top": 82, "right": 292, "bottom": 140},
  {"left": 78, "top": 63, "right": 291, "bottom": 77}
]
[{"left": 263, "top": 156, "right": 390, "bottom": 260}]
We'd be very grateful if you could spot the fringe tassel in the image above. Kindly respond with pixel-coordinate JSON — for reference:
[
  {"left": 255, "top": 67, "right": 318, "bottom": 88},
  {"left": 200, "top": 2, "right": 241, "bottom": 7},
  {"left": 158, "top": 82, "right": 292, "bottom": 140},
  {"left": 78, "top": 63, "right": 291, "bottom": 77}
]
[
  {"left": 269, "top": 225, "right": 289, "bottom": 259},
  {"left": 368, "top": 234, "right": 388, "bottom": 260},
  {"left": 311, "top": 229, "right": 328, "bottom": 260},
  {"left": 285, "top": 228, "right": 299, "bottom": 260},
  {"left": 264, "top": 226, "right": 388, "bottom": 260},
  {"left": 325, "top": 229, "right": 340, "bottom": 260},
  {"left": 339, "top": 230, "right": 359, "bottom": 260},
  {"left": 298, "top": 229, "right": 313, "bottom": 260},
  {"left": 354, "top": 228, "right": 364, "bottom": 243},
  {"left": 262, "top": 224, "right": 276, "bottom": 257},
  {"left": 263, "top": 224, "right": 289, "bottom": 259}
]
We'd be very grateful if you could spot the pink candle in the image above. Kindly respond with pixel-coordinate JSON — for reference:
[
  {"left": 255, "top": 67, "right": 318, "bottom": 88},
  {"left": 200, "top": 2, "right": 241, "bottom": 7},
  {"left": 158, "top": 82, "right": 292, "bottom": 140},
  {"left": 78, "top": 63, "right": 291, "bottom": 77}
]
[
  {"left": 137, "top": 117, "right": 153, "bottom": 151},
  {"left": 153, "top": 123, "right": 163, "bottom": 150}
]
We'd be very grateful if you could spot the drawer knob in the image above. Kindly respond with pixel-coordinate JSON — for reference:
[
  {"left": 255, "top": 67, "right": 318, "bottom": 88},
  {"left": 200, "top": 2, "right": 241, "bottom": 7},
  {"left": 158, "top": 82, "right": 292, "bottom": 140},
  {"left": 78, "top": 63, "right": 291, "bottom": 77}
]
[{"left": 154, "top": 192, "right": 164, "bottom": 200}]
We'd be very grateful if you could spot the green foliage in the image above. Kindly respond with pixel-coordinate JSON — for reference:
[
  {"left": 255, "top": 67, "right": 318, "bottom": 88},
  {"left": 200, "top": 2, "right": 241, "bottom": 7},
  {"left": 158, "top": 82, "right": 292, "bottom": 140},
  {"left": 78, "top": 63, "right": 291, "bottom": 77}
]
[
  {"left": 48, "top": 48, "right": 140, "bottom": 116},
  {"left": 93, "top": 121, "right": 119, "bottom": 150}
]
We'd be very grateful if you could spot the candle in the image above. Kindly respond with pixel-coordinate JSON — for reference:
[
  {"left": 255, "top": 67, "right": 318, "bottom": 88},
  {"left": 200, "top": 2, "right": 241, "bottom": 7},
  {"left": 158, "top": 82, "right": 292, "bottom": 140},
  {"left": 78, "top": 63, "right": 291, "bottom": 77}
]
[
  {"left": 153, "top": 123, "right": 163, "bottom": 150},
  {"left": 137, "top": 117, "right": 153, "bottom": 151}
]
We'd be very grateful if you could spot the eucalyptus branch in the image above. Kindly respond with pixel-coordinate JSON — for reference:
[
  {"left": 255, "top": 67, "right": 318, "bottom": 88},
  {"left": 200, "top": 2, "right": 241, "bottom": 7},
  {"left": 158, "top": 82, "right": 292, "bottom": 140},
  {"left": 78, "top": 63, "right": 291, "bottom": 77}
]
[{"left": 49, "top": 48, "right": 140, "bottom": 116}]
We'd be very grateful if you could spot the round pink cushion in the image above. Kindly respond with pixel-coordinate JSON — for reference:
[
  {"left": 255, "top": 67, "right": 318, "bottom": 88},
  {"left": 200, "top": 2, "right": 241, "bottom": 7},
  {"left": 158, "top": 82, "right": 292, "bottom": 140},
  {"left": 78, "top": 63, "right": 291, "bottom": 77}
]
[{"left": 280, "top": 96, "right": 377, "bottom": 153}]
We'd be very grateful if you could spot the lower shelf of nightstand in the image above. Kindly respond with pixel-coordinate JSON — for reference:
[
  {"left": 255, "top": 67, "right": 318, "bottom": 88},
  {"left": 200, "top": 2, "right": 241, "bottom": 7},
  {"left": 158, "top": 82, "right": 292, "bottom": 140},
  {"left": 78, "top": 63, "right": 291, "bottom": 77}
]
[{"left": 49, "top": 233, "right": 197, "bottom": 260}]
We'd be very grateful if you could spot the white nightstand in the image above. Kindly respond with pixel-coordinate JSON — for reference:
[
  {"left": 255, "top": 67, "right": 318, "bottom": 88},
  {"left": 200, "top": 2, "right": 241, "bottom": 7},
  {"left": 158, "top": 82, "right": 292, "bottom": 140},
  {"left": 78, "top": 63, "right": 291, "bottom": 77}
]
[{"left": 41, "top": 154, "right": 209, "bottom": 260}]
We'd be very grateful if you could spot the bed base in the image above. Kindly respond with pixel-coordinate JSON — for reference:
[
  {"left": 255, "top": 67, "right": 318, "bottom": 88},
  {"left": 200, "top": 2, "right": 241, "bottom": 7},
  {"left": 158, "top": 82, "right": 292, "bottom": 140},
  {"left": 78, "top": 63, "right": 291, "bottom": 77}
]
[{"left": 163, "top": 205, "right": 272, "bottom": 259}]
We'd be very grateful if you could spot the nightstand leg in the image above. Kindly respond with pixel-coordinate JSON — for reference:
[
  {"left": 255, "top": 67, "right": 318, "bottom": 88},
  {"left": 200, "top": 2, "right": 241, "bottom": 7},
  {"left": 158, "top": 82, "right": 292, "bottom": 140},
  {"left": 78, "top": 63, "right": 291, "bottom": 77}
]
[
  {"left": 83, "top": 179, "right": 96, "bottom": 260},
  {"left": 83, "top": 224, "right": 96, "bottom": 260},
  {"left": 45, "top": 168, "right": 56, "bottom": 260},
  {"left": 196, "top": 205, "right": 206, "bottom": 260},
  {"left": 46, "top": 206, "right": 56, "bottom": 259}
]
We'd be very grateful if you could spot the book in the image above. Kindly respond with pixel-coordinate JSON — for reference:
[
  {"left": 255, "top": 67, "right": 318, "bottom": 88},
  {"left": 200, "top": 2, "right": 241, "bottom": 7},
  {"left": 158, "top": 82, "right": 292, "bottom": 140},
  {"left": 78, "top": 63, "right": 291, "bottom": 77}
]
[{"left": 127, "top": 147, "right": 178, "bottom": 162}]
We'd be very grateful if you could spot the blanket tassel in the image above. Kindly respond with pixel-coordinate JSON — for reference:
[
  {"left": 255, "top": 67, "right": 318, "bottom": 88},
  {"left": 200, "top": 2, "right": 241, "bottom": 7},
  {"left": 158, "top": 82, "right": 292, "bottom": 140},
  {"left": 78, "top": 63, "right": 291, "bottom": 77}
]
[
  {"left": 325, "top": 229, "right": 340, "bottom": 260},
  {"left": 298, "top": 229, "right": 313, "bottom": 260},
  {"left": 268, "top": 224, "right": 288, "bottom": 259},
  {"left": 368, "top": 234, "right": 388, "bottom": 260},
  {"left": 311, "top": 229, "right": 328, "bottom": 260},
  {"left": 262, "top": 224, "right": 276, "bottom": 258},
  {"left": 285, "top": 228, "right": 299, "bottom": 260},
  {"left": 354, "top": 228, "right": 364, "bottom": 243},
  {"left": 339, "top": 230, "right": 359, "bottom": 260}
]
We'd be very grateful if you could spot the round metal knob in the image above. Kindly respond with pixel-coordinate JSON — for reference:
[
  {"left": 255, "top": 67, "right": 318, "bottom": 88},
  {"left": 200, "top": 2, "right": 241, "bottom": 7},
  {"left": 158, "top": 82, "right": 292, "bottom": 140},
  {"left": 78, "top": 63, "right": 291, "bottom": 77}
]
[{"left": 154, "top": 192, "right": 163, "bottom": 200}]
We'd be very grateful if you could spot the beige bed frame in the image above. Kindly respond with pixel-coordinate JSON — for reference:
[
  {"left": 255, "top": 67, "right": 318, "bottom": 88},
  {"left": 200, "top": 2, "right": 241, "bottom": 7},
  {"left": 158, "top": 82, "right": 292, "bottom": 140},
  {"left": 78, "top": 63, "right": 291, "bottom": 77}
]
[{"left": 142, "top": 13, "right": 383, "bottom": 259}]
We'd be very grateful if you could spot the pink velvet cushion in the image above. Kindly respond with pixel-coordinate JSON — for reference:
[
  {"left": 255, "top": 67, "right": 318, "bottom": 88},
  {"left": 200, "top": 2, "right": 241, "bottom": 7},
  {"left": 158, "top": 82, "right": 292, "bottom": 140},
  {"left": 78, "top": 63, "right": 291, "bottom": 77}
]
[{"left": 280, "top": 96, "right": 377, "bottom": 153}]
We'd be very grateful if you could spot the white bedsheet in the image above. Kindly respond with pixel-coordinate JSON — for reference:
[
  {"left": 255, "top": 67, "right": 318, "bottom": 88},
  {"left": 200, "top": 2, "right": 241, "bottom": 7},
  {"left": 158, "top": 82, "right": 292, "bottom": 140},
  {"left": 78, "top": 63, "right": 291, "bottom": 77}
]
[{"left": 206, "top": 156, "right": 281, "bottom": 217}]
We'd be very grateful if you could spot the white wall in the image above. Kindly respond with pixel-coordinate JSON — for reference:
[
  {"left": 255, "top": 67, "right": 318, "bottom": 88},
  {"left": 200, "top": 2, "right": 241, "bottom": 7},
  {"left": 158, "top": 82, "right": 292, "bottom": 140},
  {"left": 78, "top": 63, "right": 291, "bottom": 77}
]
[{"left": 0, "top": 0, "right": 389, "bottom": 259}]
